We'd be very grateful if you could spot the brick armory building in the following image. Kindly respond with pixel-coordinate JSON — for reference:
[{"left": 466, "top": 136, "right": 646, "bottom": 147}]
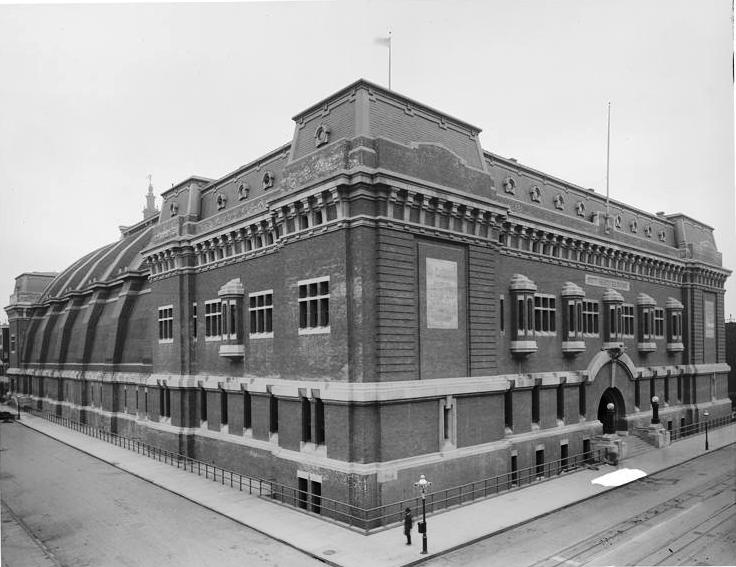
[{"left": 5, "top": 79, "right": 731, "bottom": 515}]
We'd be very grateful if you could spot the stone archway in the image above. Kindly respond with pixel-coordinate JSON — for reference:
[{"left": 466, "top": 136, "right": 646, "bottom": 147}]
[{"left": 597, "top": 387, "right": 626, "bottom": 432}]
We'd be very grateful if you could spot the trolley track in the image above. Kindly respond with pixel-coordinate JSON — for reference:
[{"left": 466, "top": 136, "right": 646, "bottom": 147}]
[{"left": 530, "top": 470, "right": 735, "bottom": 567}]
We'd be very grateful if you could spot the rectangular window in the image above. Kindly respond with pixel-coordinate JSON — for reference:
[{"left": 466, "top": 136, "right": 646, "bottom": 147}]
[
  {"left": 511, "top": 455, "right": 518, "bottom": 486},
  {"left": 158, "top": 305, "right": 174, "bottom": 342},
  {"left": 670, "top": 311, "right": 683, "bottom": 342},
  {"left": 219, "top": 298, "right": 238, "bottom": 340},
  {"left": 532, "top": 385, "right": 540, "bottom": 424},
  {"left": 654, "top": 308, "right": 664, "bottom": 338},
  {"left": 269, "top": 394, "right": 279, "bottom": 433},
  {"left": 621, "top": 304, "right": 635, "bottom": 337},
  {"left": 582, "top": 300, "right": 599, "bottom": 336},
  {"left": 664, "top": 377, "right": 670, "bottom": 403},
  {"left": 504, "top": 390, "right": 513, "bottom": 429},
  {"left": 641, "top": 307, "right": 653, "bottom": 339},
  {"left": 200, "top": 388, "right": 208, "bottom": 422},
  {"left": 243, "top": 391, "right": 252, "bottom": 429},
  {"left": 500, "top": 295, "right": 505, "bottom": 333},
  {"left": 249, "top": 290, "right": 274, "bottom": 337},
  {"left": 301, "top": 397, "right": 312, "bottom": 443},
  {"left": 204, "top": 300, "right": 222, "bottom": 340},
  {"left": 192, "top": 302, "right": 197, "bottom": 339},
  {"left": 10, "top": 334, "right": 16, "bottom": 353},
  {"left": 443, "top": 405, "right": 451, "bottom": 440},
  {"left": 556, "top": 384, "right": 565, "bottom": 421},
  {"left": 535, "top": 449, "right": 545, "bottom": 479},
  {"left": 220, "top": 389, "right": 228, "bottom": 425},
  {"left": 310, "top": 480, "right": 322, "bottom": 514},
  {"left": 298, "top": 277, "right": 330, "bottom": 333},
  {"left": 164, "top": 386, "right": 171, "bottom": 418},
  {"left": 314, "top": 398, "right": 325, "bottom": 445},
  {"left": 298, "top": 477, "right": 308, "bottom": 509},
  {"left": 533, "top": 295, "right": 556, "bottom": 334},
  {"left": 635, "top": 380, "right": 641, "bottom": 408}
]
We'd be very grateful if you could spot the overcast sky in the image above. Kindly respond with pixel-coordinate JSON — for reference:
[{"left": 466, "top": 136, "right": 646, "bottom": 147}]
[{"left": 0, "top": 0, "right": 733, "bottom": 325}]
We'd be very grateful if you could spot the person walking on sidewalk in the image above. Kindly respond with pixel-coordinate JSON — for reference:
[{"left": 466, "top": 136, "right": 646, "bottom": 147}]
[{"left": 403, "top": 507, "right": 413, "bottom": 545}]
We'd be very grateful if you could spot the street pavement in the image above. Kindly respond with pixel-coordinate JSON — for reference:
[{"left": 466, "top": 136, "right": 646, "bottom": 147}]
[
  {"left": 424, "top": 445, "right": 736, "bottom": 566},
  {"left": 0, "top": 423, "right": 326, "bottom": 567},
  {"left": 1, "top": 405, "right": 734, "bottom": 567}
]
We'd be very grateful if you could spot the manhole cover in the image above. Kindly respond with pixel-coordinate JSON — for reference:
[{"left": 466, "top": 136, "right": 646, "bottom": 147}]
[{"left": 323, "top": 550, "right": 336, "bottom": 556}]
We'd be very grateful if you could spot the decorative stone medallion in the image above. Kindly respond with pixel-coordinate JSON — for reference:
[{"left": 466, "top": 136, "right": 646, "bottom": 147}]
[
  {"left": 529, "top": 186, "right": 541, "bottom": 202},
  {"left": 238, "top": 181, "right": 250, "bottom": 200},
  {"left": 575, "top": 201, "right": 585, "bottom": 217},
  {"left": 644, "top": 225, "right": 652, "bottom": 238},
  {"left": 553, "top": 194, "right": 565, "bottom": 210},
  {"left": 615, "top": 214, "right": 622, "bottom": 229},
  {"left": 216, "top": 194, "right": 227, "bottom": 210},
  {"left": 630, "top": 219, "right": 638, "bottom": 233},
  {"left": 169, "top": 202, "right": 179, "bottom": 216},
  {"left": 314, "top": 124, "right": 331, "bottom": 147},
  {"left": 503, "top": 177, "right": 516, "bottom": 194},
  {"left": 658, "top": 229, "right": 666, "bottom": 242},
  {"left": 262, "top": 171, "right": 275, "bottom": 190}
]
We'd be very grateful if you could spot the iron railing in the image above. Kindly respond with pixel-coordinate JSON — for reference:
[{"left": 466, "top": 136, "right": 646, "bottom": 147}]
[
  {"left": 669, "top": 414, "right": 732, "bottom": 442},
  {"left": 18, "top": 404, "right": 730, "bottom": 531}
]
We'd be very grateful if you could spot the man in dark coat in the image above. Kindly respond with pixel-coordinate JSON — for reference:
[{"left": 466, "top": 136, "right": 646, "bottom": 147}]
[{"left": 404, "top": 507, "right": 413, "bottom": 545}]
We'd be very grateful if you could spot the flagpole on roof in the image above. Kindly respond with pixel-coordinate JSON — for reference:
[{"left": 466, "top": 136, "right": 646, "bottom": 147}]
[
  {"left": 605, "top": 101, "right": 612, "bottom": 233},
  {"left": 374, "top": 33, "right": 392, "bottom": 90},
  {"left": 388, "top": 31, "right": 392, "bottom": 90}
]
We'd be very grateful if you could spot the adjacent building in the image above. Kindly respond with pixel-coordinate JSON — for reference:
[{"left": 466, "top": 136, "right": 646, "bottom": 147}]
[{"left": 6, "top": 80, "right": 731, "bottom": 519}]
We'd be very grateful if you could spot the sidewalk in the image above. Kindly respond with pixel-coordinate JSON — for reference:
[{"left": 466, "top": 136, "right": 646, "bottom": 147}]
[
  {"left": 1, "top": 501, "right": 60, "bottom": 567},
  {"left": 3, "top": 406, "right": 734, "bottom": 567}
]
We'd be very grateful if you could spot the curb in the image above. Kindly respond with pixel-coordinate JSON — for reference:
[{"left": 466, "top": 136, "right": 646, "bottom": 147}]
[
  {"left": 9, "top": 414, "right": 735, "bottom": 567},
  {"left": 11, "top": 417, "right": 339, "bottom": 567},
  {"left": 401, "top": 441, "right": 735, "bottom": 566}
]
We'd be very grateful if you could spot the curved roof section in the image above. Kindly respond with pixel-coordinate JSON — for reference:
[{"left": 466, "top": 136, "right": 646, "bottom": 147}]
[{"left": 41, "top": 224, "right": 155, "bottom": 301}]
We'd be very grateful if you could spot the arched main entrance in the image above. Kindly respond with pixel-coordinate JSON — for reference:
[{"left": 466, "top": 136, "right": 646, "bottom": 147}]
[{"left": 597, "top": 387, "right": 626, "bottom": 432}]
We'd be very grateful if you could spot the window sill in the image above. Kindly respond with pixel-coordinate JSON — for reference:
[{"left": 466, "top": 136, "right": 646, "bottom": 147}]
[
  {"left": 637, "top": 342, "right": 657, "bottom": 353},
  {"left": 667, "top": 342, "right": 684, "bottom": 352},
  {"left": 249, "top": 332, "right": 274, "bottom": 340},
  {"left": 219, "top": 344, "right": 245, "bottom": 359},
  {"left": 205, "top": 336, "right": 222, "bottom": 342},
  {"left": 510, "top": 340, "right": 537, "bottom": 356},
  {"left": 298, "top": 326, "right": 331, "bottom": 336},
  {"left": 158, "top": 339, "right": 174, "bottom": 344},
  {"left": 561, "top": 340, "right": 585, "bottom": 354},
  {"left": 300, "top": 442, "right": 327, "bottom": 456}
]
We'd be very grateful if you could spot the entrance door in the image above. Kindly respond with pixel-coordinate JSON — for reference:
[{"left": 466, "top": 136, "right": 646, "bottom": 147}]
[
  {"left": 417, "top": 242, "right": 467, "bottom": 379},
  {"left": 597, "top": 387, "right": 626, "bottom": 432}
]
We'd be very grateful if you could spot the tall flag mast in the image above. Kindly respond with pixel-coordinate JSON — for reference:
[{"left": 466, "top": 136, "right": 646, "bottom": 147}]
[
  {"left": 605, "top": 102, "right": 612, "bottom": 233},
  {"left": 375, "top": 32, "right": 392, "bottom": 89}
]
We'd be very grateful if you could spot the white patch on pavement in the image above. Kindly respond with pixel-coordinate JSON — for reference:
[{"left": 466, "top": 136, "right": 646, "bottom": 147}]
[{"left": 591, "top": 468, "right": 647, "bottom": 487}]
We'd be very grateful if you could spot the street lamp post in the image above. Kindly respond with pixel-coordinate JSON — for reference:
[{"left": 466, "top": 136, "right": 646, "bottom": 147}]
[
  {"left": 651, "top": 396, "right": 660, "bottom": 425},
  {"left": 605, "top": 402, "right": 615, "bottom": 434},
  {"left": 703, "top": 410, "right": 709, "bottom": 451},
  {"left": 413, "top": 474, "right": 431, "bottom": 555}
]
